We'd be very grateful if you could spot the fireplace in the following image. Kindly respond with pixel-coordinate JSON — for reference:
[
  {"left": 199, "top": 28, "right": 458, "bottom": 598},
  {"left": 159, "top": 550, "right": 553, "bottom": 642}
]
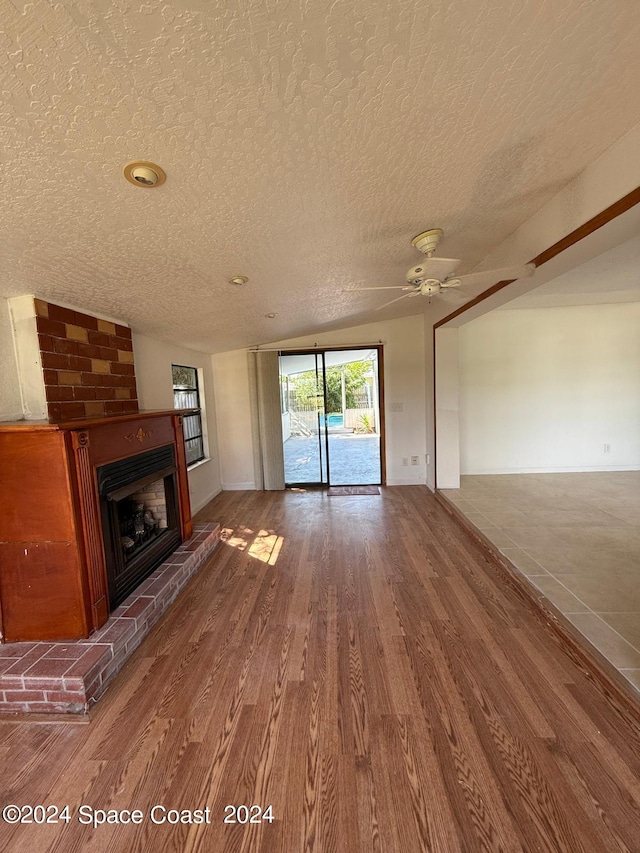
[
  {"left": 98, "top": 444, "right": 182, "bottom": 609},
  {"left": 0, "top": 411, "right": 192, "bottom": 643}
]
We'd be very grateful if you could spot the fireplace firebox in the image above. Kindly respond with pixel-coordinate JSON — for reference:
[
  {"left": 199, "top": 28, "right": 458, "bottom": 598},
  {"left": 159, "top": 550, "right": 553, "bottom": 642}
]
[{"left": 98, "top": 444, "right": 181, "bottom": 609}]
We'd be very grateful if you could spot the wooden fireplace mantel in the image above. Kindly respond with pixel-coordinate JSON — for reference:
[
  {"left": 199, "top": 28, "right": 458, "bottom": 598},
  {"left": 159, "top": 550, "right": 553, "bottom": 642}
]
[{"left": 0, "top": 410, "right": 193, "bottom": 643}]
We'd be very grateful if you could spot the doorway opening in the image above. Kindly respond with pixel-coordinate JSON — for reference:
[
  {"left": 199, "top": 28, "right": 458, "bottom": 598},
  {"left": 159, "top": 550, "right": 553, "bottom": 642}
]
[{"left": 279, "top": 347, "right": 384, "bottom": 487}]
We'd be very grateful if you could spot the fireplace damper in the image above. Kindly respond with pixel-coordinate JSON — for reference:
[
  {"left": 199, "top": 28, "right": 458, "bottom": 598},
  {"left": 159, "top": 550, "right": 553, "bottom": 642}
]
[{"left": 98, "top": 444, "right": 181, "bottom": 609}]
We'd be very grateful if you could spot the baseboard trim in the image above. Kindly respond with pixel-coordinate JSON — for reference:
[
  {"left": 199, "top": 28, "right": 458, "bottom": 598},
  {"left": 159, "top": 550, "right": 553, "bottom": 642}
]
[
  {"left": 461, "top": 465, "right": 640, "bottom": 475},
  {"left": 222, "top": 481, "right": 257, "bottom": 491}
]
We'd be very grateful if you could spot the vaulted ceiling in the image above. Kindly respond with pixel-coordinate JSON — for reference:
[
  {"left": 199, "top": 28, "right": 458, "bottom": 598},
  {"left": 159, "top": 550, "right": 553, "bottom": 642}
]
[{"left": 2, "top": 0, "right": 640, "bottom": 352}]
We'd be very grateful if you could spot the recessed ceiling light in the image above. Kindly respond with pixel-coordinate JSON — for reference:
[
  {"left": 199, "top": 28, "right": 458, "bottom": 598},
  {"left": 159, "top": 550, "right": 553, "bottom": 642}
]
[
  {"left": 123, "top": 161, "right": 166, "bottom": 188},
  {"left": 230, "top": 275, "right": 248, "bottom": 286},
  {"left": 265, "top": 312, "right": 277, "bottom": 318}
]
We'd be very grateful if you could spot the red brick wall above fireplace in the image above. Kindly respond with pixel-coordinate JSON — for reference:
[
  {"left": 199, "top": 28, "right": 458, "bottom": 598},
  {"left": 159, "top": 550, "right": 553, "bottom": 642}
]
[{"left": 34, "top": 299, "right": 139, "bottom": 421}]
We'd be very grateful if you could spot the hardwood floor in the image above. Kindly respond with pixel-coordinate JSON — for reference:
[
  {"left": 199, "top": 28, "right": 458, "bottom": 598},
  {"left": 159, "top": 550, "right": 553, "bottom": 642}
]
[{"left": 2, "top": 486, "right": 639, "bottom": 852}]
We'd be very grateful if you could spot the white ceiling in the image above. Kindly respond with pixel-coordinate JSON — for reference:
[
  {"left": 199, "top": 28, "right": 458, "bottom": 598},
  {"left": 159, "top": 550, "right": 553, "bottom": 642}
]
[{"left": 2, "top": 1, "right": 640, "bottom": 352}]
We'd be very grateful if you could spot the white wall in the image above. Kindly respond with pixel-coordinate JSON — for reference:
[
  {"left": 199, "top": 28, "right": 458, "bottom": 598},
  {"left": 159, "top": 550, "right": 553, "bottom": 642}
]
[
  {"left": 435, "top": 327, "right": 460, "bottom": 488},
  {"left": 212, "top": 314, "right": 428, "bottom": 488},
  {"left": 423, "top": 315, "right": 435, "bottom": 489},
  {"left": 0, "top": 298, "right": 24, "bottom": 421},
  {"left": 427, "top": 121, "right": 640, "bottom": 487},
  {"left": 459, "top": 302, "right": 640, "bottom": 473},
  {"left": 211, "top": 349, "right": 257, "bottom": 490},
  {"left": 133, "top": 333, "right": 221, "bottom": 512}
]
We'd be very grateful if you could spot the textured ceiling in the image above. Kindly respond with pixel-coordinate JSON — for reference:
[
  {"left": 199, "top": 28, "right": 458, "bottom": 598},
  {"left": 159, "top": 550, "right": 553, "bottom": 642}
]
[{"left": 2, "top": 0, "right": 640, "bottom": 352}]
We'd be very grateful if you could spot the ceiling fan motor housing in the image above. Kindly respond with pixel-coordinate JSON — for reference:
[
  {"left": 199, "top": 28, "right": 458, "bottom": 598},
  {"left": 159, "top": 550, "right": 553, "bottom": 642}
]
[{"left": 405, "top": 262, "right": 443, "bottom": 292}]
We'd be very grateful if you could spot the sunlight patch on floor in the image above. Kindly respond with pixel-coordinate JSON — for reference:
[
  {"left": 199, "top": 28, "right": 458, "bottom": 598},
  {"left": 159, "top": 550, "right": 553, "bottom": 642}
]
[
  {"left": 220, "top": 525, "right": 253, "bottom": 551},
  {"left": 249, "top": 529, "right": 284, "bottom": 565},
  {"left": 221, "top": 526, "right": 283, "bottom": 565}
]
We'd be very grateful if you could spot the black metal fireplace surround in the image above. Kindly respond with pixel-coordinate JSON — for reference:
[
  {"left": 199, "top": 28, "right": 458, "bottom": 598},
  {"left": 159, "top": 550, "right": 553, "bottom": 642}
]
[{"left": 98, "top": 444, "right": 181, "bottom": 609}]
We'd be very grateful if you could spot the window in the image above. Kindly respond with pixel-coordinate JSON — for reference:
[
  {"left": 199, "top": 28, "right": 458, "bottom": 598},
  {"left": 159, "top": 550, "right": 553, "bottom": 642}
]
[{"left": 172, "top": 364, "right": 205, "bottom": 466}]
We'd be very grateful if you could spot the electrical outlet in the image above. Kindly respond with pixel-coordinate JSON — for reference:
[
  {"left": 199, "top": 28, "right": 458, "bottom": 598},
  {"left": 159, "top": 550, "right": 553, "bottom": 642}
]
[
  {"left": 603, "top": 443, "right": 611, "bottom": 453},
  {"left": 390, "top": 402, "right": 404, "bottom": 412},
  {"left": 402, "top": 457, "right": 409, "bottom": 466},
  {"left": 426, "top": 454, "right": 430, "bottom": 465},
  {"left": 411, "top": 456, "right": 419, "bottom": 465}
]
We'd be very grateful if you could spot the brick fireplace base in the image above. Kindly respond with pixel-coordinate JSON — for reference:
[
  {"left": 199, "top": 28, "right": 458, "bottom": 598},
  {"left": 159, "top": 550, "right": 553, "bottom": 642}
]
[{"left": 0, "top": 523, "right": 220, "bottom": 717}]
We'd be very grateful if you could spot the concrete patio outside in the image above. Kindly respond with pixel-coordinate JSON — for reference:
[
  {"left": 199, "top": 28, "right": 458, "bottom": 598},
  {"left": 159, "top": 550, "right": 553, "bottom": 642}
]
[{"left": 283, "top": 432, "right": 381, "bottom": 485}]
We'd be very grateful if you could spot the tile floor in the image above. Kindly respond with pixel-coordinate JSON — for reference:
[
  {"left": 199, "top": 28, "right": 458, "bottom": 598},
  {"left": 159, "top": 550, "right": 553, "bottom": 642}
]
[{"left": 441, "top": 471, "right": 640, "bottom": 693}]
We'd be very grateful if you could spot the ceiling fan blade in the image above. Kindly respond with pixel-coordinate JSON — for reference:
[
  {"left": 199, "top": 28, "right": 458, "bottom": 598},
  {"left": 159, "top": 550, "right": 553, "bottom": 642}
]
[
  {"left": 374, "top": 292, "right": 414, "bottom": 311},
  {"left": 440, "top": 288, "right": 471, "bottom": 303},
  {"left": 448, "top": 263, "right": 535, "bottom": 290},
  {"left": 417, "top": 257, "right": 463, "bottom": 279},
  {"left": 344, "top": 285, "right": 408, "bottom": 292}
]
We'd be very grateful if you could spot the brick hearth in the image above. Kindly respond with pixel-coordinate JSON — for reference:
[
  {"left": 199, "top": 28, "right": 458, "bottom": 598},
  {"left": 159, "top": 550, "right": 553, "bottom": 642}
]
[{"left": 0, "top": 523, "right": 220, "bottom": 716}]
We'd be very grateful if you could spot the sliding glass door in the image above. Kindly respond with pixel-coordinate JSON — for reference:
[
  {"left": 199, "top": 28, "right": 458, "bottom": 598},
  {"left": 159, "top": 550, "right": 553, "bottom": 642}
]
[
  {"left": 279, "top": 348, "right": 383, "bottom": 487},
  {"left": 279, "top": 352, "right": 326, "bottom": 485}
]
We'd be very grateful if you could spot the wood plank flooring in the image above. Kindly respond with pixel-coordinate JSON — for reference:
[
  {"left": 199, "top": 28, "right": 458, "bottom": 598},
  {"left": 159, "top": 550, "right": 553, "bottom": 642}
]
[{"left": 1, "top": 486, "right": 639, "bottom": 852}]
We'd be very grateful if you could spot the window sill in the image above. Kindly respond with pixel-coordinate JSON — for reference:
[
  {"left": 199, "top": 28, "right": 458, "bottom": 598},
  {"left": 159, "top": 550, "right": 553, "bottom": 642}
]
[{"left": 187, "top": 456, "right": 211, "bottom": 473}]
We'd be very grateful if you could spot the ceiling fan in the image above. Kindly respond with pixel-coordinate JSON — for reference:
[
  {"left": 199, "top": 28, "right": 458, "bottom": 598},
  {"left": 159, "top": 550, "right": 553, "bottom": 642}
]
[{"left": 346, "top": 229, "right": 535, "bottom": 310}]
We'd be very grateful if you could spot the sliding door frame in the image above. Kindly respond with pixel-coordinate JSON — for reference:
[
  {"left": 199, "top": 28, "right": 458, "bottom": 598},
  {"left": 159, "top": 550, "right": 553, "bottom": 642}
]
[{"left": 281, "top": 345, "right": 386, "bottom": 487}]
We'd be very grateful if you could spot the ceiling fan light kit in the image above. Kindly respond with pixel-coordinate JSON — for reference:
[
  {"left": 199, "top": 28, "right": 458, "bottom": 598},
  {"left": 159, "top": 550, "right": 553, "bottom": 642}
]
[{"left": 416, "top": 280, "right": 446, "bottom": 295}]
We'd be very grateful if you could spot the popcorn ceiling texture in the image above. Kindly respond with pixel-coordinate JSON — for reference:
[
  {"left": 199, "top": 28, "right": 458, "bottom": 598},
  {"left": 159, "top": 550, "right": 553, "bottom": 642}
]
[
  {"left": 1, "top": 1, "right": 640, "bottom": 352},
  {"left": 34, "top": 299, "right": 139, "bottom": 421}
]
